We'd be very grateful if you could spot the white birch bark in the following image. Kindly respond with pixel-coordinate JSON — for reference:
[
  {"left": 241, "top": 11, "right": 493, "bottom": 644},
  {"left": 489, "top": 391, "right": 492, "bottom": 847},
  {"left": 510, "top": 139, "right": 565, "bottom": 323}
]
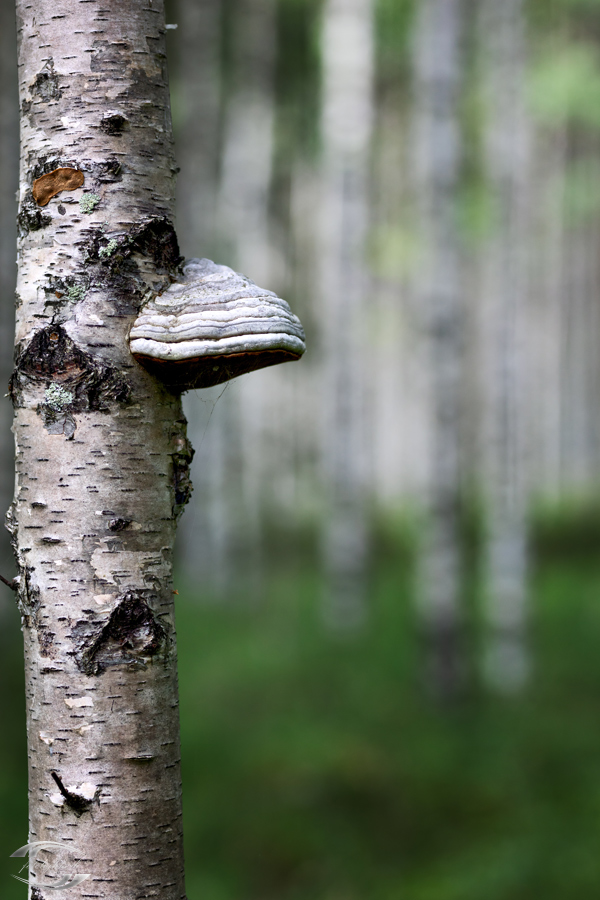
[
  {"left": 480, "top": 0, "right": 531, "bottom": 692},
  {"left": 12, "top": 1, "right": 188, "bottom": 895},
  {"left": 412, "top": 0, "right": 465, "bottom": 694},
  {"left": 319, "top": 0, "right": 374, "bottom": 630}
]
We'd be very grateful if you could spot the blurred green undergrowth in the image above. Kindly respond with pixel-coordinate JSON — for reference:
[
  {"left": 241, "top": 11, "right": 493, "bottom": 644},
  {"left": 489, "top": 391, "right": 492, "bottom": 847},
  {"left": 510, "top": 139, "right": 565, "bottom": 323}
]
[{"left": 2, "top": 510, "right": 600, "bottom": 898}]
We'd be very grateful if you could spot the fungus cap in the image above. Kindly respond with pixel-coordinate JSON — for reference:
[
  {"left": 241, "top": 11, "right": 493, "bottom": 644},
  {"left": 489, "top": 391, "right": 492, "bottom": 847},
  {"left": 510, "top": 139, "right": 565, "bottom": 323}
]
[{"left": 129, "top": 258, "right": 306, "bottom": 390}]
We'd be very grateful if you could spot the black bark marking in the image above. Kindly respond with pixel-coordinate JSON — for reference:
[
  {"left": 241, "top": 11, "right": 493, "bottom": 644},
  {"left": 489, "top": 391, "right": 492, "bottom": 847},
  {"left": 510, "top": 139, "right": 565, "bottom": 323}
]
[
  {"left": 108, "top": 517, "right": 132, "bottom": 532},
  {"left": 171, "top": 424, "right": 194, "bottom": 519},
  {"left": 31, "top": 889, "right": 46, "bottom": 900},
  {"left": 100, "top": 113, "right": 129, "bottom": 135},
  {"left": 86, "top": 217, "right": 181, "bottom": 272},
  {"left": 91, "top": 158, "right": 122, "bottom": 183},
  {"left": 29, "top": 154, "right": 74, "bottom": 182},
  {"left": 38, "top": 627, "right": 55, "bottom": 658},
  {"left": 50, "top": 772, "right": 96, "bottom": 816},
  {"left": 80, "top": 217, "right": 181, "bottom": 315},
  {"left": 10, "top": 326, "right": 131, "bottom": 419},
  {"left": 129, "top": 217, "right": 182, "bottom": 272},
  {"left": 89, "top": 39, "right": 133, "bottom": 75},
  {"left": 13, "top": 568, "right": 55, "bottom": 654},
  {"left": 17, "top": 191, "right": 51, "bottom": 236},
  {"left": 75, "top": 592, "right": 168, "bottom": 676},
  {"left": 85, "top": 246, "right": 146, "bottom": 316},
  {"left": 16, "top": 567, "right": 40, "bottom": 627},
  {"left": 30, "top": 59, "right": 62, "bottom": 102},
  {"left": 43, "top": 275, "right": 89, "bottom": 321}
]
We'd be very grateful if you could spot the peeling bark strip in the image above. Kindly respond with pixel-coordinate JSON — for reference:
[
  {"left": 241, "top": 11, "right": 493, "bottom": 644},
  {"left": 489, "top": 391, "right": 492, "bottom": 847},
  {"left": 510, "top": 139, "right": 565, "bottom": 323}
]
[
  {"left": 32, "top": 167, "right": 84, "bottom": 207},
  {"left": 14, "top": 1, "right": 187, "bottom": 898}
]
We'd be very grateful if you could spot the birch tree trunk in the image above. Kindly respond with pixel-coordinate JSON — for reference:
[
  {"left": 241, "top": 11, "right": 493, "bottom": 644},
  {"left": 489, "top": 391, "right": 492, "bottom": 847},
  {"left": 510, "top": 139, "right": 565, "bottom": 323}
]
[
  {"left": 412, "top": 0, "right": 465, "bottom": 695},
  {"left": 319, "top": 0, "right": 374, "bottom": 630},
  {"left": 12, "top": 1, "right": 188, "bottom": 895},
  {"left": 480, "top": 0, "right": 531, "bottom": 692}
]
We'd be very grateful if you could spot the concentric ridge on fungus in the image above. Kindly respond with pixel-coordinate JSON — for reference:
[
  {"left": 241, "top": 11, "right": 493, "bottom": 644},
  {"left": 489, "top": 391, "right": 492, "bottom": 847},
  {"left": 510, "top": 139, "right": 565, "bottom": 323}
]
[{"left": 129, "top": 258, "right": 306, "bottom": 390}]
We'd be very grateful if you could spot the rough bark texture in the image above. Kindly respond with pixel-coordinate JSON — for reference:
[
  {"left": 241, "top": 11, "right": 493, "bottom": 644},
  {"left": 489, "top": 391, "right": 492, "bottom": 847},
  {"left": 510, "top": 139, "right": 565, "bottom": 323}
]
[
  {"left": 13, "top": 1, "right": 188, "bottom": 896},
  {"left": 412, "top": 0, "right": 465, "bottom": 696}
]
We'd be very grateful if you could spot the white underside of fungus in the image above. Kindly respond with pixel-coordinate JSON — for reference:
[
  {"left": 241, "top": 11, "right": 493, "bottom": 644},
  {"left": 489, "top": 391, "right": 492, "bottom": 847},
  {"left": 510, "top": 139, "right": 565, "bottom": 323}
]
[{"left": 129, "top": 258, "right": 306, "bottom": 390}]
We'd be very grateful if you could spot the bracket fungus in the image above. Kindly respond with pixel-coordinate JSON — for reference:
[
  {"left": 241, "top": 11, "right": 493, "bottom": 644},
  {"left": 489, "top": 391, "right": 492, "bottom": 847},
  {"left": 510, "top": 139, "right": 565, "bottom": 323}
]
[{"left": 129, "top": 258, "right": 306, "bottom": 390}]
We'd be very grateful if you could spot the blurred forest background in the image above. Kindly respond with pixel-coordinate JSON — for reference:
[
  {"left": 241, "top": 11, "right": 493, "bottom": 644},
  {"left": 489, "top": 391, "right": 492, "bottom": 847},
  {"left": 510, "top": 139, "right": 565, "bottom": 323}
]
[{"left": 4, "top": 0, "right": 600, "bottom": 897}]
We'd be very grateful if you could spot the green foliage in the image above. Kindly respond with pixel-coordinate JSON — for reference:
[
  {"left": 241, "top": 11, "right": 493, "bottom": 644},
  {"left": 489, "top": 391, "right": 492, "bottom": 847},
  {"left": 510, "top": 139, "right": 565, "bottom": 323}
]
[
  {"left": 375, "top": 0, "right": 415, "bottom": 94},
  {"left": 528, "top": 42, "right": 600, "bottom": 129},
  {"left": 561, "top": 159, "right": 600, "bottom": 221},
  {"left": 0, "top": 604, "right": 28, "bottom": 900},
  {"left": 274, "top": 0, "right": 321, "bottom": 160},
  {"left": 458, "top": 180, "right": 494, "bottom": 244},
  {"left": 368, "top": 221, "right": 421, "bottom": 279},
  {"left": 4, "top": 525, "right": 600, "bottom": 897},
  {"left": 174, "top": 532, "right": 600, "bottom": 900}
]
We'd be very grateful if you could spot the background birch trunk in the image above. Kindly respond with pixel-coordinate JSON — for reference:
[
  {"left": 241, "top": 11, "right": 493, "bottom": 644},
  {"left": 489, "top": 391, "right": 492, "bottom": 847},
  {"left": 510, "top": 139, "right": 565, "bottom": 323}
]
[
  {"left": 217, "top": 0, "right": 278, "bottom": 597},
  {"left": 319, "top": 0, "right": 374, "bottom": 630},
  {"left": 178, "top": 0, "right": 278, "bottom": 597},
  {"left": 168, "top": 0, "right": 230, "bottom": 595},
  {"left": 13, "top": 1, "right": 188, "bottom": 895},
  {"left": 480, "top": 0, "right": 531, "bottom": 693},
  {"left": 412, "top": 0, "right": 465, "bottom": 696}
]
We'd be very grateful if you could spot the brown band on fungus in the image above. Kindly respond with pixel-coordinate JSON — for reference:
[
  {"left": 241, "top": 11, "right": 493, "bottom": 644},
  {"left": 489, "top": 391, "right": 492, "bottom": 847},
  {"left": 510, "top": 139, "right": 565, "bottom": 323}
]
[
  {"left": 134, "top": 348, "right": 302, "bottom": 392},
  {"left": 32, "top": 167, "right": 84, "bottom": 207}
]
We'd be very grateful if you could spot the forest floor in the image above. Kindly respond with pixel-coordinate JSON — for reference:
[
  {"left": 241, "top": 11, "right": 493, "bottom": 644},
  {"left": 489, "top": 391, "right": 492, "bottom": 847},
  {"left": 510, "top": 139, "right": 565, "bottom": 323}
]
[{"left": 2, "top": 513, "right": 600, "bottom": 899}]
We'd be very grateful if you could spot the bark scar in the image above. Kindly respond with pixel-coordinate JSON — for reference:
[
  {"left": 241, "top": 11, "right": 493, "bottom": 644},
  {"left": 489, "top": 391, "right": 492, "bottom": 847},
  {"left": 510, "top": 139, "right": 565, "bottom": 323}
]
[
  {"left": 75, "top": 592, "right": 168, "bottom": 676},
  {"left": 10, "top": 325, "right": 131, "bottom": 426},
  {"left": 50, "top": 771, "right": 98, "bottom": 815},
  {"left": 171, "top": 421, "right": 194, "bottom": 519}
]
